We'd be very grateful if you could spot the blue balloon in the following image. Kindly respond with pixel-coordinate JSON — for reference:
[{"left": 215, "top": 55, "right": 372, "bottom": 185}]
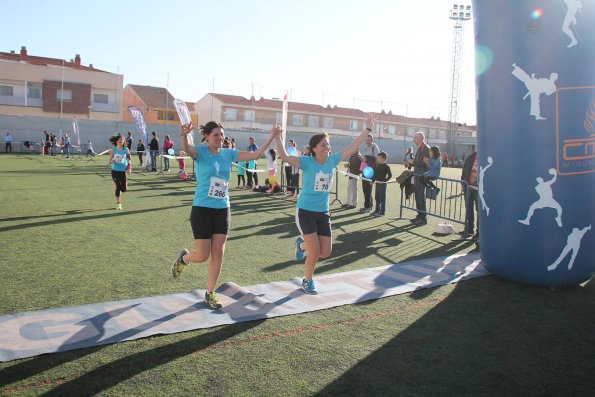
[
  {"left": 363, "top": 166, "right": 374, "bottom": 179},
  {"left": 167, "top": 148, "right": 175, "bottom": 156}
]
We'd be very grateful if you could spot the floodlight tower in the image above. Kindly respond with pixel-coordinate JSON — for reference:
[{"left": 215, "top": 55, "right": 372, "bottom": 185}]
[{"left": 447, "top": 4, "right": 471, "bottom": 158}]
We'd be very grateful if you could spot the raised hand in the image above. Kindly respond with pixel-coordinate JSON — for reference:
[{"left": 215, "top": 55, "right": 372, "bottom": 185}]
[
  {"left": 364, "top": 114, "right": 375, "bottom": 131},
  {"left": 181, "top": 122, "right": 194, "bottom": 136}
]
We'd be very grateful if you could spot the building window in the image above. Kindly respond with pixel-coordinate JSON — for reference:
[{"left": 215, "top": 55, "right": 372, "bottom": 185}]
[
  {"left": 429, "top": 129, "right": 437, "bottom": 139},
  {"left": 275, "top": 112, "right": 282, "bottom": 125},
  {"left": 349, "top": 119, "right": 358, "bottom": 130},
  {"left": 225, "top": 108, "right": 237, "bottom": 121},
  {"left": 439, "top": 130, "right": 446, "bottom": 139},
  {"left": 388, "top": 125, "right": 396, "bottom": 134},
  {"left": 407, "top": 127, "right": 415, "bottom": 136},
  {"left": 244, "top": 110, "right": 255, "bottom": 122},
  {"left": 158, "top": 110, "right": 176, "bottom": 121},
  {"left": 0, "top": 86, "right": 14, "bottom": 96},
  {"left": 27, "top": 85, "right": 41, "bottom": 98},
  {"left": 93, "top": 93, "right": 109, "bottom": 104},
  {"left": 56, "top": 89, "right": 72, "bottom": 102},
  {"left": 308, "top": 116, "right": 318, "bottom": 128},
  {"left": 324, "top": 117, "right": 333, "bottom": 129},
  {"left": 292, "top": 114, "right": 303, "bottom": 126}
]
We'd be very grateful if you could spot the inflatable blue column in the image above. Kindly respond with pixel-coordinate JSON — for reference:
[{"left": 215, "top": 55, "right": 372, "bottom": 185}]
[{"left": 473, "top": 0, "right": 595, "bottom": 287}]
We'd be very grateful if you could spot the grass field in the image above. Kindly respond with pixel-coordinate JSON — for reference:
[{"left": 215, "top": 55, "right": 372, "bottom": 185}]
[{"left": 1, "top": 153, "right": 594, "bottom": 396}]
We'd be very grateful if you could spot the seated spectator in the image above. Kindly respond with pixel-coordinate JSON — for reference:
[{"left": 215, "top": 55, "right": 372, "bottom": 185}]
[{"left": 424, "top": 146, "right": 442, "bottom": 191}]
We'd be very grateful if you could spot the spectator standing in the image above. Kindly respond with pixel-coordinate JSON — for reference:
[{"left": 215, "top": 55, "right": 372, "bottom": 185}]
[
  {"left": 373, "top": 151, "right": 392, "bottom": 216},
  {"left": 460, "top": 151, "right": 479, "bottom": 239},
  {"left": 126, "top": 132, "right": 133, "bottom": 156},
  {"left": 4, "top": 132, "right": 12, "bottom": 153},
  {"left": 407, "top": 132, "right": 430, "bottom": 225},
  {"left": 86, "top": 140, "right": 97, "bottom": 157},
  {"left": 359, "top": 134, "right": 380, "bottom": 213},
  {"left": 137, "top": 140, "right": 145, "bottom": 166},
  {"left": 344, "top": 151, "right": 361, "bottom": 208},
  {"left": 442, "top": 151, "right": 449, "bottom": 167},
  {"left": 149, "top": 132, "right": 159, "bottom": 171},
  {"left": 163, "top": 134, "right": 174, "bottom": 171},
  {"left": 64, "top": 133, "right": 71, "bottom": 158},
  {"left": 246, "top": 136, "right": 259, "bottom": 186},
  {"left": 403, "top": 146, "right": 414, "bottom": 170}
]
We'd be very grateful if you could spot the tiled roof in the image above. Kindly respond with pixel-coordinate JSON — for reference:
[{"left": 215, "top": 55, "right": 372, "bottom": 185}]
[
  {"left": 0, "top": 52, "right": 107, "bottom": 73},
  {"left": 211, "top": 93, "right": 367, "bottom": 118},
  {"left": 127, "top": 84, "right": 176, "bottom": 109}
]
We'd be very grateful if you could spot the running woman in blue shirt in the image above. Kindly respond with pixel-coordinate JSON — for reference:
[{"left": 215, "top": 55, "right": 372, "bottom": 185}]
[
  {"left": 273, "top": 114, "right": 375, "bottom": 294},
  {"left": 172, "top": 121, "right": 276, "bottom": 309},
  {"left": 108, "top": 134, "right": 131, "bottom": 210}
]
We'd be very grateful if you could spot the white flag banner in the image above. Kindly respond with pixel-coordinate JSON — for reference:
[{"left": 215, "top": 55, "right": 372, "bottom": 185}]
[
  {"left": 72, "top": 116, "right": 80, "bottom": 146},
  {"left": 281, "top": 90, "right": 289, "bottom": 145},
  {"left": 173, "top": 99, "right": 194, "bottom": 145},
  {"left": 127, "top": 106, "right": 150, "bottom": 166}
]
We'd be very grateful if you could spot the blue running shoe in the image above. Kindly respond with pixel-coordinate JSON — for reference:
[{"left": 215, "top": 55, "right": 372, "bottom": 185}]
[
  {"left": 295, "top": 236, "right": 307, "bottom": 261},
  {"left": 301, "top": 278, "right": 318, "bottom": 295}
]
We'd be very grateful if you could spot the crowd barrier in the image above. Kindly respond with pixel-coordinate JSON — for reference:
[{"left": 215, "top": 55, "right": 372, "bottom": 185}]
[{"left": 398, "top": 174, "right": 469, "bottom": 232}]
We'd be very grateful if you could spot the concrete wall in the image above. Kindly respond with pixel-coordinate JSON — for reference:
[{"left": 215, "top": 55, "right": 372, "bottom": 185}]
[{"left": 0, "top": 114, "right": 473, "bottom": 163}]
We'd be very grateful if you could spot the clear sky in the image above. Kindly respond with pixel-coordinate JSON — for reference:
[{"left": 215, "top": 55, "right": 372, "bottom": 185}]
[{"left": 1, "top": 0, "right": 477, "bottom": 125}]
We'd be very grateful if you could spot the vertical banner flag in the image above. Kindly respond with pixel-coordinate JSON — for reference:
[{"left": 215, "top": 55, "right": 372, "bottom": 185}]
[
  {"left": 281, "top": 90, "right": 289, "bottom": 146},
  {"left": 72, "top": 116, "right": 80, "bottom": 146},
  {"left": 127, "top": 106, "right": 150, "bottom": 167},
  {"left": 473, "top": 0, "right": 594, "bottom": 287},
  {"left": 173, "top": 99, "right": 194, "bottom": 145}
]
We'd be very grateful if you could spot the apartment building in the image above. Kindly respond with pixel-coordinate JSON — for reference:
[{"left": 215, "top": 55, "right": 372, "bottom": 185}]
[
  {"left": 195, "top": 93, "right": 476, "bottom": 149},
  {"left": 0, "top": 46, "right": 123, "bottom": 121}
]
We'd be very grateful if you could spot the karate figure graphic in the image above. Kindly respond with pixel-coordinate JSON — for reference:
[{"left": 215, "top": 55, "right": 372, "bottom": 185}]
[
  {"left": 479, "top": 156, "right": 493, "bottom": 216},
  {"left": 561, "top": 0, "right": 582, "bottom": 48},
  {"left": 548, "top": 225, "right": 591, "bottom": 271},
  {"left": 512, "top": 63, "right": 558, "bottom": 120},
  {"left": 519, "top": 169, "right": 563, "bottom": 227}
]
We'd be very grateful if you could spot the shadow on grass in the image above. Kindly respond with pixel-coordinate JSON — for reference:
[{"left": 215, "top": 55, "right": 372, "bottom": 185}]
[
  {"left": 0, "top": 204, "right": 187, "bottom": 232},
  {"left": 316, "top": 276, "right": 595, "bottom": 396},
  {"left": 1, "top": 318, "right": 265, "bottom": 396}
]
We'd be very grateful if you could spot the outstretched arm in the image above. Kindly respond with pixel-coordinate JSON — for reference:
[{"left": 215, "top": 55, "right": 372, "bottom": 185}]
[
  {"left": 180, "top": 123, "right": 198, "bottom": 160},
  {"left": 340, "top": 114, "right": 375, "bottom": 161},
  {"left": 237, "top": 128, "right": 277, "bottom": 161}
]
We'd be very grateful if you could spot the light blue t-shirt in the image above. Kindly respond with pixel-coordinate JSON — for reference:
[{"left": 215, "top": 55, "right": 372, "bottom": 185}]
[
  {"left": 111, "top": 147, "right": 128, "bottom": 172},
  {"left": 192, "top": 145, "right": 239, "bottom": 208},
  {"left": 297, "top": 151, "right": 342, "bottom": 213}
]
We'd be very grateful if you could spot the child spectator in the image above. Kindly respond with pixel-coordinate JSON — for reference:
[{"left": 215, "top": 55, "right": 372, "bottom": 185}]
[
  {"left": 265, "top": 148, "right": 278, "bottom": 193},
  {"left": 424, "top": 146, "right": 442, "bottom": 192},
  {"left": 178, "top": 150, "right": 188, "bottom": 180},
  {"left": 86, "top": 140, "right": 97, "bottom": 157},
  {"left": 246, "top": 156, "right": 257, "bottom": 189},
  {"left": 236, "top": 160, "right": 246, "bottom": 187},
  {"left": 373, "top": 152, "right": 392, "bottom": 216}
]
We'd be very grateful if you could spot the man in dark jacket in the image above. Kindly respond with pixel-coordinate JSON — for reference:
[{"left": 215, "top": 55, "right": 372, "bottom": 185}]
[{"left": 408, "top": 132, "right": 430, "bottom": 225}]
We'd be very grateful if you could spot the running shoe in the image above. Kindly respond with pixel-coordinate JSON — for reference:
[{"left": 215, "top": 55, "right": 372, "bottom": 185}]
[
  {"left": 171, "top": 249, "right": 189, "bottom": 278},
  {"left": 301, "top": 278, "right": 318, "bottom": 295},
  {"left": 205, "top": 291, "right": 223, "bottom": 309},
  {"left": 295, "top": 236, "right": 307, "bottom": 261},
  {"left": 116, "top": 203, "right": 122, "bottom": 210}
]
